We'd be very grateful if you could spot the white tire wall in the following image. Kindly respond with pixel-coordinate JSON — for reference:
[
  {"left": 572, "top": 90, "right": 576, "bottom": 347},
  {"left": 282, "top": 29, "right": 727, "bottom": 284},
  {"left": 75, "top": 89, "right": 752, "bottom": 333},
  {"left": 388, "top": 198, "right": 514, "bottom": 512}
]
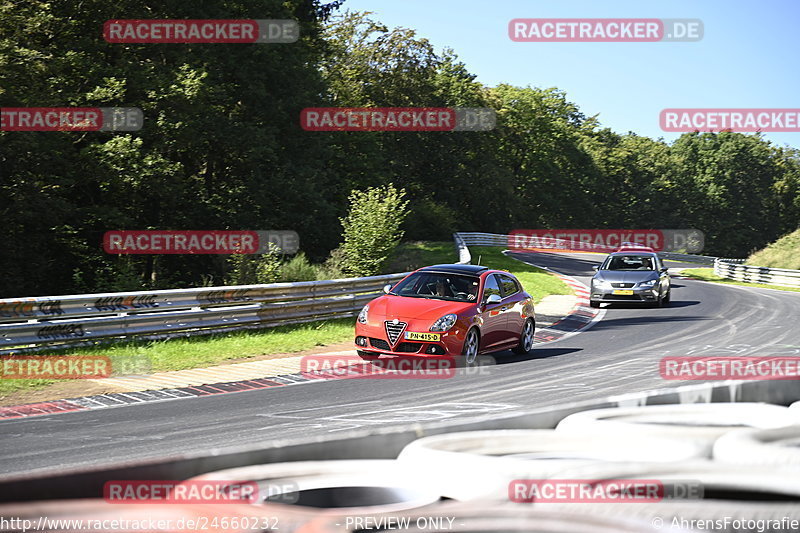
[{"left": 396, "top": 429, "right": 706, "bottom": 500}]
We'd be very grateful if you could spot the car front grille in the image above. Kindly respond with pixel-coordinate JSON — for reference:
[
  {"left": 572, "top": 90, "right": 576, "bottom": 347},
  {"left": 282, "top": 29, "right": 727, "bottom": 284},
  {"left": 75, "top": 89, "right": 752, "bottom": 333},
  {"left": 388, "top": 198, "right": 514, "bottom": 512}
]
[
  {"left": 612, "top": 283, "right": 635, "bottom": 288},
  {"left": 369, "top": 338, "right": 390, "bottom": 351},
  {"left": 385, "top": 320, "right": 408, "bottom": 345}
]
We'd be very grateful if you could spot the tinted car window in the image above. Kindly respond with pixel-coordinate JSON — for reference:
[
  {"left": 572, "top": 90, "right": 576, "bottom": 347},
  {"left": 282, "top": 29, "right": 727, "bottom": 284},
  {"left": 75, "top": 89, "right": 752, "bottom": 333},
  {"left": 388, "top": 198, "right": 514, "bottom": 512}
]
[
  {"left": 392, "top": 272, "right": 479, "bottom": 302},
  {"left": 603, "top": 255, "right": 657, "bottom": 271},
  {"left": 483, "top": 274, "right": 502, "bottom": 300},
  {"left": 498, "top": 274, "right": 519, "bottom": 297}
]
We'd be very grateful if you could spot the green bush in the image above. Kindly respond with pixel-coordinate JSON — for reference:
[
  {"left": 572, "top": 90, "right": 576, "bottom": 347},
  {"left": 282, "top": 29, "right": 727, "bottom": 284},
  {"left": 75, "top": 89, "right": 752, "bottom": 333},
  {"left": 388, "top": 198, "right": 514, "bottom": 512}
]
[
  {"left": 278, "top": 252, "right": 319, "bottom": 282},
  {"left": 340, "top": 184, "right": 409, "bottom": 276},
  {"left": 225, "top": 243, "right": 283, "bottom": 285}
]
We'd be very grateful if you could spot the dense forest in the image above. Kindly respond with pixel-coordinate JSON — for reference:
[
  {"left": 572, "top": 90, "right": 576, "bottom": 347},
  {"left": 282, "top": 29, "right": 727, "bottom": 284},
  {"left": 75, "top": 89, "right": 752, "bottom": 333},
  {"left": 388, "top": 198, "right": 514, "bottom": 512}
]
[{"left": 2, "top": 0, "right": 799, "bottom": 297}]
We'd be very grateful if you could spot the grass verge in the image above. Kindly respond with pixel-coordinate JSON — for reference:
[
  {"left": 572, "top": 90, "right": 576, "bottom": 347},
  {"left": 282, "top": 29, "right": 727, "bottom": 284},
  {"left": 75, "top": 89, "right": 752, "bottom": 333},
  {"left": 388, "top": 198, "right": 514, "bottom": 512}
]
[
  {"left": 747, "top": 228, "right": 800, "bottom": 270},
  {"left": 0, "top": 318, "right": 355, "bottom": 399},
  {"left": 681, "top": 268, "right": 800, "bottom": 293}
]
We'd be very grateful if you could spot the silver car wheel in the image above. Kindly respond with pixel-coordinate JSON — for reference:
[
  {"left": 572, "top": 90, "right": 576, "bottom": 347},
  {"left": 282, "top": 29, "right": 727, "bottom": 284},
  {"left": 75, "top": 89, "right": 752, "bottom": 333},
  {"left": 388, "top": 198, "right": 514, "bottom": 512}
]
[
  {"left": 464, "top": 329, "right": 479, "bottom": 364},
  {"left": 522, "top": 319, "right": 534, "bottom": 352}
]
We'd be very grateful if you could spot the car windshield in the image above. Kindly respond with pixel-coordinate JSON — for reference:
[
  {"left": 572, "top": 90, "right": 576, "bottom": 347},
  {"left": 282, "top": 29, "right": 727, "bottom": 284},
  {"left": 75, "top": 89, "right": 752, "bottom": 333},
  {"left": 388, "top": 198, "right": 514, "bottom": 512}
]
[
  {"left": 390, "top": 272, "right": 480, "bottom": 302},
  {"left": 602, "top": 255, "right": 657, "bottom": 271}
]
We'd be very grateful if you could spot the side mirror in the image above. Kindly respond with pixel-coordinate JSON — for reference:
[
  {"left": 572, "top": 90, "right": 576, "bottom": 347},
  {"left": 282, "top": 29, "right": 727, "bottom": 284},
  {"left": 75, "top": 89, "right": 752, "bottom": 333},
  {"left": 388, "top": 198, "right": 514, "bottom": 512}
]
[
  {"left": 592, "top": 265, "right": 599, "bottom": 271},
  {"left": 382, "top": 284, "right": 392, "bottom": 294},
  {"left": 660, "top": 267, "right": 668, "bottom": 273},
  {"left": 485, "top": 294, "right": 502, "bottom": 305}
]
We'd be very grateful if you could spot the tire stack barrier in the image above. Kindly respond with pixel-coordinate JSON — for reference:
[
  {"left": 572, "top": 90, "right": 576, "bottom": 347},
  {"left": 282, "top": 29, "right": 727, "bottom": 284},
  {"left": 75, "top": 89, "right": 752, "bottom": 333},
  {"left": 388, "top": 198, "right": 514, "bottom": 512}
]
[
  {"left": 5, "top": 382, "right": 800, "bottom": 531},
  {"left": 395, "top": 430, "right": 707, "bottom": 500},
  {"left": 183, "top": 460, "right": 441, "bottom": 516}
]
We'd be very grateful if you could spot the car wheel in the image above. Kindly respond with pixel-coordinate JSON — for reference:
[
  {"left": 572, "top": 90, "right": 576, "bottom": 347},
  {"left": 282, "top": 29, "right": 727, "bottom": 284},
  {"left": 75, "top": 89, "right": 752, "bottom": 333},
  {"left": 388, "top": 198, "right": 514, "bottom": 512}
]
[
  {"left": 590, "top": 300, "right": 600, "bottom": 308},
  {"left": 462, "top": 328, "right": 480, "bottom": 364},
  {"left": 356, "top": 350, "right": 379, "bottom": 360},
  {"left": 663, "top": 288, "right": 671, "bottom": 304},
  {"left": 652, "top": 293, "right": 664, "bottom": 308},
  {"left": 512, "top": 318, "right": 535, "bottom": 355}
]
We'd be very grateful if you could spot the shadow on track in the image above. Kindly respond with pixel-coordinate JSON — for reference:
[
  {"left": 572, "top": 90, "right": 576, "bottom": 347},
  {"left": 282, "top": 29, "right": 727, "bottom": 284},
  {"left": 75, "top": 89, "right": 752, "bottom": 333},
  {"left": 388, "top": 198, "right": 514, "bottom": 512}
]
[
  {"left": 492, "top": 347, "right": 582, "bottom": 365},
  {"left": 584, "top": 314, "right": 708, "bottom": 332},
  {"left": 598, "top": 300, "right": 701, "bottom": 310}
]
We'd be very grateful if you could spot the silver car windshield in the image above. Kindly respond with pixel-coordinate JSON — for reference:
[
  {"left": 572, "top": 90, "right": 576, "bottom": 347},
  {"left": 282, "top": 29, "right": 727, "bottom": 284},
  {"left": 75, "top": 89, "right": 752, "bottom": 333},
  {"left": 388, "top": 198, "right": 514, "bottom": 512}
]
[{"left": 602, "top": 255, "right": 657, "bottom": 271}]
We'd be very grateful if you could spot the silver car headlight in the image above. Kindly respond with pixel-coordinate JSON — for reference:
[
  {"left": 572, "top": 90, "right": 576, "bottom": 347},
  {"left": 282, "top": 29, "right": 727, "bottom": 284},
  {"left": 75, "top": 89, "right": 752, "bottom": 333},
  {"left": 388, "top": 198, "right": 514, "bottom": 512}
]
[
  {"left": 638, "top": 279, "right": 658, "bottom": 288},
  {"left": 592, "top": 279, "right": 613, "bottom": 290},
  {"left": 430, "top": 313, "right": 457, "bottom": 332},
  {"left": 357, "top": 304, "right": 369, "bottom": 324}
]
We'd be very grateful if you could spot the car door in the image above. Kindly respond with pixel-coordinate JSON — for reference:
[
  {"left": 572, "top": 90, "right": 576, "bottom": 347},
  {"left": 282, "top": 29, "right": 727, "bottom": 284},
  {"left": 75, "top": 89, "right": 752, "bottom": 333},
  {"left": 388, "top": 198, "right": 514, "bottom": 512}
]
[
  {"left": 479, "top": 273, "right": 509, "bottom": 350},
  {"left": 656, "top": 257, "right": 670, "bottom": 294},
  {"left": 498, "top": 273, "right": 525, "bottom": 339}
]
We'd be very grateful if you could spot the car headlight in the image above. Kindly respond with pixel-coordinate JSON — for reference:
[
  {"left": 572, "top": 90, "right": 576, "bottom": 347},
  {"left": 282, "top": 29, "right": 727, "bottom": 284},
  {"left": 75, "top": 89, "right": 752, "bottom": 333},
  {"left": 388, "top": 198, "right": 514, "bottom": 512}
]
[
  {"left": 638, "top": 279, "right": 658, "bottom": 288},
  {"left": 430, "top": 313, "right": 457, "bottom": 332},
  {"left": 357, "top": 304, "right": 369, "bottom": 324},
  {"left": 592, "top": 279, "right": 612, "bottom": 290}
]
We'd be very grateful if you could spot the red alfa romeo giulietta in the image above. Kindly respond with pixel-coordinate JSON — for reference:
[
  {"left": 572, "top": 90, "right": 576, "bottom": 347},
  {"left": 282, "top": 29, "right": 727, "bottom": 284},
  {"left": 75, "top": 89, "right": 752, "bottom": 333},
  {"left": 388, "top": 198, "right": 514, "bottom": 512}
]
[{"left": 354, "top": 264, "right": 536, "bottom": 363}]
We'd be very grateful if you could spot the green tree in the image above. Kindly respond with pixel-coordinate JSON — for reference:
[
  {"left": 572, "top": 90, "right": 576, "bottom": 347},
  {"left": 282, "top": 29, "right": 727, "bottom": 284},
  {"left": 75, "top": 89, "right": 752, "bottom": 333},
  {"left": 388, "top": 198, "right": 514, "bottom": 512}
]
[{"left": 340, "top": 183, "right": 409, "bottom": 276}]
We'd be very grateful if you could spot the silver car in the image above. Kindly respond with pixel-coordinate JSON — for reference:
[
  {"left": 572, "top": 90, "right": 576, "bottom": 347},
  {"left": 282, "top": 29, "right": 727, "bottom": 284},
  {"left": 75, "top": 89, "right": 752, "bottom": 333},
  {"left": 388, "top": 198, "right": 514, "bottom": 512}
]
[{"left": 589, "top": 252, "right": 671, "bottom": 308}]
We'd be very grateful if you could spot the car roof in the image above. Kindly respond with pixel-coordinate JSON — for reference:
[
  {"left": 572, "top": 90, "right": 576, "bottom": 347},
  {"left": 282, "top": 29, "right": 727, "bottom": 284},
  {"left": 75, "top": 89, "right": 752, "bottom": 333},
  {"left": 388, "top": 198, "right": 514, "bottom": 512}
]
[
  {"left": 615, "top": 246, "right": 655, "bottom": 252},
  {"left": 418, "top": 264, "right": 490, "bottom": 275},
  {"left": 608, "top": 251, "right": 659, "bottom": 257}
]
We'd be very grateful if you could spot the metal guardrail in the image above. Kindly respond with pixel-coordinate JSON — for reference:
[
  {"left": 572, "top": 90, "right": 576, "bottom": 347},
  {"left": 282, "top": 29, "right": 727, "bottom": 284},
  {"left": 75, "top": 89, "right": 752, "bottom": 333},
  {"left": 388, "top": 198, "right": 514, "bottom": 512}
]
[
  {"left": 0, "top": 233, "right": 482, "bottom": 353},
  {"left": 658, "top": 251, "right": 717, "bottom": 265},
  {"left": 458, "top": 231, "right": 720, "bottom": 265},
  {"left": 715, "top": 258, "right": 800, "bottom": 287},
  {"left": 0, "top": 274, "right": 409, "bottom": 353}
]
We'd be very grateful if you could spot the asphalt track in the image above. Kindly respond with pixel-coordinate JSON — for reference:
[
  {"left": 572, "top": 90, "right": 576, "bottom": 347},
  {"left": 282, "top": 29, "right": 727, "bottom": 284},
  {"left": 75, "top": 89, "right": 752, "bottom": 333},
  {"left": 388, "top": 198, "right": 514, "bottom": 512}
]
[{"left": 2, "top": 251, "right": 799, "bottom": 476}]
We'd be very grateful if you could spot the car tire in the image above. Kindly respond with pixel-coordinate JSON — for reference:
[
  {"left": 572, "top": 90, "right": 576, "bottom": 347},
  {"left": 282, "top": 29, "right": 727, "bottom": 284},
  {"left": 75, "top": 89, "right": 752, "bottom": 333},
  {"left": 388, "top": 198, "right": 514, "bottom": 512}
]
[
  {"left": 589, "top": 301, "right": 600, "bottom": 308},
  {"left": 663, "top": 288, "right": 671, "bottom": 304},
  {"left": 356, "top": 350, "right": 379, "bottom": 360},
  {"left": 512, "top": 318, "right": 535, "bottom": 355},
  {"left": 462, "top": 328, "right": 480, "bottom": 364}
]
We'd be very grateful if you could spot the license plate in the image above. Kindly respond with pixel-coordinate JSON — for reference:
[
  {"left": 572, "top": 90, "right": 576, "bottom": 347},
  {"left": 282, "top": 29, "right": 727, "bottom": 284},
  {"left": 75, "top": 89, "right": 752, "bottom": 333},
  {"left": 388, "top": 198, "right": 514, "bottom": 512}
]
[
  {"left": 405, "top": 331, "right": 441, "bottom": 342},
  {"left": 613, "top": 289, "right": 634, "bottom": 295}
]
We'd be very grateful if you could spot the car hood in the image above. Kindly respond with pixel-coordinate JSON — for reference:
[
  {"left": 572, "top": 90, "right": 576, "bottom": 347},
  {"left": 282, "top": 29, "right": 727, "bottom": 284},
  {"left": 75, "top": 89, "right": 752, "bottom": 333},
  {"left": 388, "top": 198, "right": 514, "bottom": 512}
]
[
  {"left": 594, "top": 270, "right": 658, "bottom": 283},
  {"left": 369, "top": 294, "right": 473, "bottom": 322}
]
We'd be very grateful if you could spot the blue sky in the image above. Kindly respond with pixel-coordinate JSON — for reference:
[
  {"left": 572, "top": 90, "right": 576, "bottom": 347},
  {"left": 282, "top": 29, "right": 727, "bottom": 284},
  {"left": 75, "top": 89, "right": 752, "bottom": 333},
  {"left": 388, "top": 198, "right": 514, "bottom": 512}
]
[{"left": 337, "top": 0, "right": 800, "bottom": 149}]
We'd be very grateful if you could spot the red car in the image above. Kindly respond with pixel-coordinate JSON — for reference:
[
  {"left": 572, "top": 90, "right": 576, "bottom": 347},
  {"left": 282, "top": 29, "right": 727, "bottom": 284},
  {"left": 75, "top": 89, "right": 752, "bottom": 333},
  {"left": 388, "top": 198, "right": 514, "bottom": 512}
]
[
  {"left": 614, "top": 243, "right": 656, "bottom": 253},
  {"left": 354, "top": 264, "right": 536, "bottom": 363}
]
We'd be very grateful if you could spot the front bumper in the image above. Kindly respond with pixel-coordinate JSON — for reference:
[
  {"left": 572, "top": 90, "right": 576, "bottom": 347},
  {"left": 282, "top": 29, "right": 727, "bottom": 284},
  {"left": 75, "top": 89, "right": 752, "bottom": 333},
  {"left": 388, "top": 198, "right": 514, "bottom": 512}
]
[
  {"left": 354, "top": 322, "right": 465, "bottom": 356},
  {"left": 590, "top": 286, "right": 660, "bottom": 304}
]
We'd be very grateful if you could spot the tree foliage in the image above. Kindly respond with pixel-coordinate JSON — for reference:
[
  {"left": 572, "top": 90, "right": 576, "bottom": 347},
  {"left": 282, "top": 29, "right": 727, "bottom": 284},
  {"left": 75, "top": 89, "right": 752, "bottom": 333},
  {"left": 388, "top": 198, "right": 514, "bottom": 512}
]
[
  {"left": 1, "top": 5, "right": 798, "bottom": 296},
  {"left": 340, "top": 183, "right": 409, "bottom": 276}
]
